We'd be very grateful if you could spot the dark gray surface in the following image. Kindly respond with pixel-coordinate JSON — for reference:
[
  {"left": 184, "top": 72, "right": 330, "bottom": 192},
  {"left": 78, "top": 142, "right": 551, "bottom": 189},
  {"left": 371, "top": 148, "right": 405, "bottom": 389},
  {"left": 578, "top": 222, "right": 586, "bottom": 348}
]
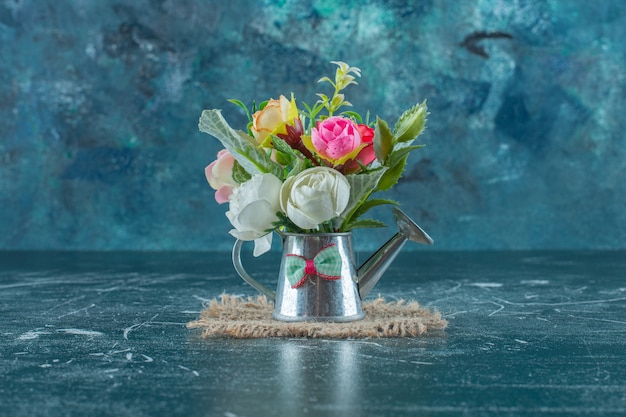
[{"left": 1, "top": 251, "right": 625, "bottom": 416}]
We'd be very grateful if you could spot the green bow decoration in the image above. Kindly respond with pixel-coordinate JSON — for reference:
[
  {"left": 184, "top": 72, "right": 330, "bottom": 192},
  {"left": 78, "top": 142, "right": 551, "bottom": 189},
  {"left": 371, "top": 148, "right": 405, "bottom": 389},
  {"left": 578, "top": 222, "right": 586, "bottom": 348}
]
[{"left": 284, "top": 244, "right": 343, "bottom": 288}]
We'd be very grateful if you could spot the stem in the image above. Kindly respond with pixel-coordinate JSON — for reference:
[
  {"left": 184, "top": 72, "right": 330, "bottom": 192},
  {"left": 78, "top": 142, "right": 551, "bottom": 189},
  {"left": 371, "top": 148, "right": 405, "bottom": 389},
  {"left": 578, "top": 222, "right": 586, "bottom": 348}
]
[
  {"left": 327, "top": 83, "right": 342, "bottom": 117},
  {"left": 339, "top": 188, "right": 376, "bottom": 232},
  {"left": 245, "top": 154, "right": 270, "bottom": 174}
]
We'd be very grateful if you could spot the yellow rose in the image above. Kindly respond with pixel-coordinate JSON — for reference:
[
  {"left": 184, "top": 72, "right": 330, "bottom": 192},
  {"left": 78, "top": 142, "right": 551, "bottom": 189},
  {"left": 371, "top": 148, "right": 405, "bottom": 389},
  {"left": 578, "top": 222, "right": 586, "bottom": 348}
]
[{"left": 250, "top": 95, "right": 298, "bottom": 146}]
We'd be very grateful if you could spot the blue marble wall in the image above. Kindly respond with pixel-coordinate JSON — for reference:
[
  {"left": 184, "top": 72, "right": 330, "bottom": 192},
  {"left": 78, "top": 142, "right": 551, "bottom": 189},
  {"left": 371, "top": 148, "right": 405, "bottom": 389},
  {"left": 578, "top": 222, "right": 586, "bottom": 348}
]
[{"left": 1, "top": 0, "right": 624, "bottom": 251}]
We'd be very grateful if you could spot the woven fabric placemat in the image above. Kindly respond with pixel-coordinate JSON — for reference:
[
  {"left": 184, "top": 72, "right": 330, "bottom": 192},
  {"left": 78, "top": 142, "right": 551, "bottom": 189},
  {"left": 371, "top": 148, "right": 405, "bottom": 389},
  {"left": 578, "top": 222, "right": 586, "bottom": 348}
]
[{"left": 187, "top": 294, "right": 447, "bottom": 338}]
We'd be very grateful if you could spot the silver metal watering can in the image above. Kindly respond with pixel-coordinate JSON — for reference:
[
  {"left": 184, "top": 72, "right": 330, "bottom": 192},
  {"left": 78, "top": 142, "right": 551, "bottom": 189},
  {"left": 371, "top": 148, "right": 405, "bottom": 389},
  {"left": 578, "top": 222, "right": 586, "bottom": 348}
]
[{"left": 232, "top": 207, "right": 433, "bottom": 322}]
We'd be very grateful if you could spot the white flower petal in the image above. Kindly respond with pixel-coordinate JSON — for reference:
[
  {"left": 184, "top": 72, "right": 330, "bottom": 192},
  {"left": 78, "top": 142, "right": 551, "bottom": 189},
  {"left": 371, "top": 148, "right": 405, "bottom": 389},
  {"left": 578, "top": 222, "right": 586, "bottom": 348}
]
[
  {"left": 226, "top": 173, "right": 283, "bottom": 237},
  {"left": 235, "top": 200, "right": 277, "bottom": 232},
  {"left": 287, "top": 204, "right": 319, "bottom": 230},
  {"left": 253, "top": 233, "right": 273, "bottom": 257},
  {"left": 279, "top": 175, "right": 296, "bottom": 213},
  {"left": 301, "top": 195, "right": 336, "bottom": 222},
  {"left": 280, "top": 167, "right": 351, "bottom": 230},
  {"left": 228, "top": 229, "right": 262, "bottom": 241}
]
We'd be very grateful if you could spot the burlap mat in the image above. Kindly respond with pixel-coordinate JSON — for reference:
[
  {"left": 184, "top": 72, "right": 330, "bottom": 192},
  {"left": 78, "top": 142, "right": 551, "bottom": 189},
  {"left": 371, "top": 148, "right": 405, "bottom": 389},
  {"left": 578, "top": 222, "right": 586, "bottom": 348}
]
[{"left": 186, "top": 294, "right": 447, "bottom": 338}]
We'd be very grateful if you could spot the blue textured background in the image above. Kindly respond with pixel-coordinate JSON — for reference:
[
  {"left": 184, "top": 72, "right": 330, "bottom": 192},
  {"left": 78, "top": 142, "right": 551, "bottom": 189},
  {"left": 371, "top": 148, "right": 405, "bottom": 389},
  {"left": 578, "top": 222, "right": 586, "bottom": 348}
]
[{"left": 1, "top": 0, "right": 624, "bottom": 251}]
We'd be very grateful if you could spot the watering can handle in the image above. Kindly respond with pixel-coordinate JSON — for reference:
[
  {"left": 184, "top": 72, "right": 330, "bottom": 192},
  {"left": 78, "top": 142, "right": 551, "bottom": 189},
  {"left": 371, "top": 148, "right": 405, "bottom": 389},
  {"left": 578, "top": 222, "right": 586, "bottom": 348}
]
[{"left": 231, "top": 239, "right": 276, "bottom": 302}]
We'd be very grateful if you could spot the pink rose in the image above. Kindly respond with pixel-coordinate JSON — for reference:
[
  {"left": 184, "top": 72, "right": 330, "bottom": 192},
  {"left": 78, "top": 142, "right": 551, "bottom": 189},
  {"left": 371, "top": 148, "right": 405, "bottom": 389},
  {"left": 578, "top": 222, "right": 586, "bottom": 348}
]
[
  {"left": 340, "top": 124, "right": 376, "bottom": 173},
  {"left": 205, "top": 149, "right": 237, "bottom": 204},
  {"left": 357, "top": 123, "right": 375, "bottom": 144},
  {"left": 310, "top": 116, "right": 362, "bottom": 163}
]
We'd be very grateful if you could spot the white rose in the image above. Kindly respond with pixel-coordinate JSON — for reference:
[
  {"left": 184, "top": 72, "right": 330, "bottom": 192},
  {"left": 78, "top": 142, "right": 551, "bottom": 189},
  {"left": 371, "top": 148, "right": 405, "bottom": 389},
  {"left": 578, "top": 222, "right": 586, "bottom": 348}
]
[
  {"left": 279, "top": 167, "right": 350, "bottom": 230},
  {"left": 226, "top": 173, "right": 282, "bottom": 256}
]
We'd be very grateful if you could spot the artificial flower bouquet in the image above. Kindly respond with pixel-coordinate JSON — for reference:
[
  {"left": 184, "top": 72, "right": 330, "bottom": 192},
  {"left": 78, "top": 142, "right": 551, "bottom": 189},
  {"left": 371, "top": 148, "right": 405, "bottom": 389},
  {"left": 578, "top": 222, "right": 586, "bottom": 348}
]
[{"left": 199, "top": 61, "right": 428, "bottom": 256}]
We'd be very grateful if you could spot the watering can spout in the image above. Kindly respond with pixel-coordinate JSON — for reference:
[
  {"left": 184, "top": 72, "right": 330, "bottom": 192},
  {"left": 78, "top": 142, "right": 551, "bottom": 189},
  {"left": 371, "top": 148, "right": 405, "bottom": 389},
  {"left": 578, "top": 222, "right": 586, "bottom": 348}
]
[{"left": 357, "top": 208, "right": 433, "bottom": 299}]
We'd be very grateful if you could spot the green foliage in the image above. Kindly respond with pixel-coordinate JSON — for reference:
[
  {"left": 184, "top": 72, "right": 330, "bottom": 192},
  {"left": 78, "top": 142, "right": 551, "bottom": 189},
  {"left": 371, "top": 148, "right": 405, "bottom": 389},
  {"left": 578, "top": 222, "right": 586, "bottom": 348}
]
[
  {"left": 227, "top": 99, "right": 252, "bottom": 121},
  {"left": 287, "top": 156, "right": 307, "bottom": 179},
  {"left": 341, "top": 111, "right": 363, "bottom": 124},
  {"left": 374, "top": 145, "right": 424, "bottom": 191},
  {"left": 386, "top": 144, "right": 425, "bottom": 166},
  {"left": 351, "top": 198, "right": 398, "bottom": 219},
  {"left": 339, "top": 170, "right": 387, "bottom": 231},
  {"left": 394, "top": 100, "right": 428, "bottom": 143},
  {"left": 271, "top": 136, "right": 297, "bottom": 160},
  {"left": 300, "top": 102, "right": 324, "bottom": 133},
  {"left": 271, "top": 136, "right": 311, "bottom": 179},
  {"left": 316, "top": 61, "right": 361, "bottom": 117},
  {"left": 343, "top": 171, "right": 386, "bottom": 217},
  {"left": 198, "top": 110, "right": 284, "bottom": 179},
  {"left": 344, "top": 218, "right": 387, "bottom": 229},
  {"left": 270, "top": 212, "right": 307, "bottom": 234},
  {"left": 373, "top": 117, "right": 393, "bottom": 164},
  {"left": 376, "top": 153, "right": 409, "bottom": 191},
  {"left": 231, "top": 160, "right": 251, "bottom": 184},
  {"left": 339, "top": 102, "right": 429, "bottom": 226},
  {"left": 341, "top": 198, "right": 398, "bottom": 231}
]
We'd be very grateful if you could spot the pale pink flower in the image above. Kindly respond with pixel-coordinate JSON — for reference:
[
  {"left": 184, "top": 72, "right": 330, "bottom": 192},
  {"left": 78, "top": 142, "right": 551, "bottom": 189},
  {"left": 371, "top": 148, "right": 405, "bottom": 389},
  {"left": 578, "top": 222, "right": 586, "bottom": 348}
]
[{"left": 205, "top": 149, "right": 236, "bottom": 204}]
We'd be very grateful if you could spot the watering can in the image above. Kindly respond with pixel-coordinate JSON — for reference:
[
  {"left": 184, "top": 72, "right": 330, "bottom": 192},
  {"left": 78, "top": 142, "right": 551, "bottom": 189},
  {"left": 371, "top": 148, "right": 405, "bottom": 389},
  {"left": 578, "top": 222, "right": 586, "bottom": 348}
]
[{"left": 232, "top": 207, "right": 433, "bottom": 322}]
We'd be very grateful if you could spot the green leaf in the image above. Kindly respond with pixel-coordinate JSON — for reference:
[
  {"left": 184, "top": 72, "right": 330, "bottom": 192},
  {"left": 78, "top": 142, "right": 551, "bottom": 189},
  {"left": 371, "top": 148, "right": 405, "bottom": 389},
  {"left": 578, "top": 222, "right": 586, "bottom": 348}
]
[
  {"left": 386, "top": 144, "right": 425, "bottom": 167},
  {"left": 337, "top": 169, "right": 388, "bottom": 231},
  {"left": 342, "top": 169, "right": 387, "bottom": 219},
  {"left": 351, "top": 198, "right": 398, "bottom": 220},
  {"left": 271, "top": 136, "right": 312, "bottom": 177},
  {"left": 316, "top": 93, "right": 329, "bottom": 104},
  {"left": 364, "top": 110, "right": 371, "bottom": 126},
  {"left": 341, "top": 110, "right": 363, "bottom": 124},
  {"left": 330, "top": 94, "right": 344, "bottom": 108},
  {"left": 317, "top": 76, "right": 334, "bottom": 86},
  {"left": 344, "top": 218, "right": 387, "bottom": 230},
  {"left": 227, "top": 99, "right": 251, "bottom": 121},
  {"left": 373, "top": 117, "right": 393, "bottom": 164},
  {"left": 271, "top": 136, "right": 297, "bottom": 158},
  {"left": 301, "top": 101, "right": 325, "bottom": 131},
  {"left": 393, "top": 100, "right": 428, "bottom": 143},
  {"left": 272, "top": 139, "right": 295, "bottom": 167},
  {"left": 337, "top": 74, "right": 357, "bottom": 90},
  {"left": 198, "top": 109, "right": 283, "bottom": 178},
  {"left": 231, "top": 160, "right": 251, "bottom": 184},
  {"left": 271, "top": 211, "right": 307, "bottom": 234},
  {"left": 376, "top": 153, "right": 409, "bottom": 191},
  {"left": 273, "top": 152, "right": 291, "bottom": 167},
  {"left": 287, "top": 156, "right": 307, "bottom": 178},
  {"left": 341, "top": 198, "right": 398, "bottom": 231}
]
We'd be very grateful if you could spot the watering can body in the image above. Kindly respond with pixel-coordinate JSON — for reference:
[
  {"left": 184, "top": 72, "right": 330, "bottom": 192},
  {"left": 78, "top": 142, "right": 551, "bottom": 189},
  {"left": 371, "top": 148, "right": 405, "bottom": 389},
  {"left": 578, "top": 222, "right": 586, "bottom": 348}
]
[
  {"left": 273, "top": 232, "right": 365, "bottom": 322},
  {"left": 231, "top": 208, "right": 433, "bottom": 322}
]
